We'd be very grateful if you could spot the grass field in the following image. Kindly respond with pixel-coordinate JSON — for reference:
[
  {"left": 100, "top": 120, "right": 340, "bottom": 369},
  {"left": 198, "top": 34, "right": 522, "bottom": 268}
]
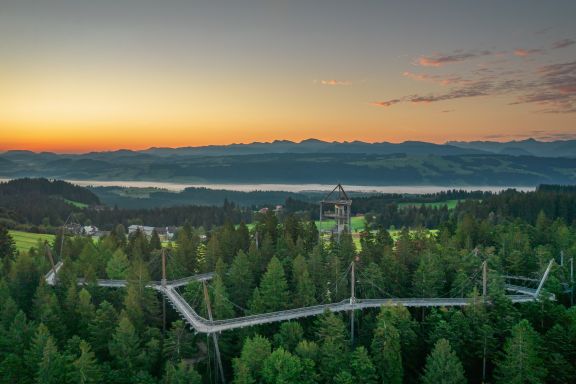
[
  {"left": 64, "top": 199, "right": 89, "bottom": 208},
  {"left": 397, "top": 199, "right": 461, "bottom": 210},
  {"left": 8, "top": 230, "right": 56, "bottom": 253}
]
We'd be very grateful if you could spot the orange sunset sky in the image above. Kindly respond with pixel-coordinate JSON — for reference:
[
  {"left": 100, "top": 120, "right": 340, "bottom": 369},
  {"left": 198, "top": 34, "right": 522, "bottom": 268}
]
[{"left": 1, "top": 1, "right": 575, "bottom": 153}]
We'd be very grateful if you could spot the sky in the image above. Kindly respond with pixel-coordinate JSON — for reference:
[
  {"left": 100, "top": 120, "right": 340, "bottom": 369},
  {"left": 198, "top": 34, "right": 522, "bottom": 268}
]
[{"left": 1, "top": 0, "right": 575, "bottom": 152}]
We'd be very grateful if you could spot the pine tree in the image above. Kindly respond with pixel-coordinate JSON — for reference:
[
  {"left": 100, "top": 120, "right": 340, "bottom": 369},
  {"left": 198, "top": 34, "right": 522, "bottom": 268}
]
[
  {"left": 232, "top": 358, "right": 255, "bottom": 384},
  {"left": 164, "top": 320, "right": 195, "bottom": 362},
  {"left": 88, "top": 301, "right": 118, "bottom": 360},
  {"left": 25, "top": 323, "right": 52, "bottom": 382},
  {"left": 0, "top": 225, "right": 16, "bottom": 273},
  {"left": 109, "top": 316, "right": 141, "bottom": 373},
  {"left": 412, "top": 251, "right": 445, "bottom": 297},
  {"left": 292, "top": 255, "right": 316, "bottom": 307},
  {"left": 494, "top": 319, "right": 546, "bottom": 384},
  {"left": 163, "top": 361, "right": 202, "bottom": 384},
  {"left": 106, "top": 249, "right": 129, "bottom": 279},
  {"left": 371, "top": 318, "right": 403, "bottom": 384},
  {"left": 422, "top": 339, "right": 466, "bottom": 384},
  {"left": 350, "top": 346, "right": 377, "bottom": 384},
  {"left": 273, "top": 322, "right": 304, "bottom": 352},
  {"left": 251, "top": 257, "right": 289, "bottom": 313},
  {"left": 150, "top": 230, "right": 162, "bottom": 250},
  {"left": 211, "top": 274, "right": 234, "bottom": 320},
  {"left": 237, "top": 335, "right": 271, "bottom": 381},
  {"left": 37, "top": 337, "right": 70, "bottom": 384},
  {"left": 316, "top": 311, "right": 349, "bottom": 382},
  {"left": 261, "top": 347, "right": 304, "bottom": 384},
  {"left": 228, "top": 250, "right": 255, "bottom": 308},
  {"left": 76, "top": 289, "right": 95, "bottom": 339},
  {"left": 70, "top": 341, "right": 101, "bottom": 384}
]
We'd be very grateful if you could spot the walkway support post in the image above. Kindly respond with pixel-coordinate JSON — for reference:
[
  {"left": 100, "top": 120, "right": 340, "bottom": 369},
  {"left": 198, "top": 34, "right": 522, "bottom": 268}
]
[
  {"left": 350, "top": 257, "right": 357, "bottom": 346},
  {"left": 535, "top": 259, "right": 554, "bottom": 298},
  {"left": 161, "top": 249, "right": 167, "bottom": 333},
  {"left": 482, "top": 260, "right": 487, "bottom": 302},
  {"left": 203, "top": 280, "right": 226, "bottom": 384},
  {"left": 45, "top": 243, "right": 57, "bottom": 284}
]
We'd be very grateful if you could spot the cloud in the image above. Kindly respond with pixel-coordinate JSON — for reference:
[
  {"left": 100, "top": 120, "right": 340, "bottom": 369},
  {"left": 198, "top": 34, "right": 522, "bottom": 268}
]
[
  {"left": 371, "top": 99, "right": 402, "bottom": 107},
  {"left": 551, "top": 38, "right": 575, "bottom": 49},
  {"left": 513, "top": 48, "right": 544, "bottom": 57},
  {"left": 512, "top": 60, "right": 576, "bottom": 113},
  {"left": 318, "top": 79, "right": 352, "bottom": 86},
  {"left": 372, "top": 81, "right": 491, "bottom": 108},
  {"left": 402, "top": 71, "right": 471, "bottom": 86},
  {"left": 415, "top": 50, "right": 492, "bottom": 67}
]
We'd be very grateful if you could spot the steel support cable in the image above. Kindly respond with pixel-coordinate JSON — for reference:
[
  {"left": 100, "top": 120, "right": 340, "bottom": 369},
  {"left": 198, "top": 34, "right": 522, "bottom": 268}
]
[
  {"left": 449, "top": 266, "right": 483, "bottom": 298},
  {"left": 356, "top": 269, "right": 398, "bottom": 299},
  {"left": 207, "top": 283, "right": 252, "bottom": 315}
]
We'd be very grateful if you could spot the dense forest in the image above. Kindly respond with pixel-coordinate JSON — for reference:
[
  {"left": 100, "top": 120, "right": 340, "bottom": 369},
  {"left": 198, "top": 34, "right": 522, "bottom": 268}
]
[{"left": 1, "top": 185, "right": 576, "bottom": 383}]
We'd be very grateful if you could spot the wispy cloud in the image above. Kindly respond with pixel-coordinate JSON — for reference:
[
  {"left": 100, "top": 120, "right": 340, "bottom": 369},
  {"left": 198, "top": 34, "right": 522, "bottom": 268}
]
[
  {"left": 318, "top": 79, "right": 352, "bottom": 86},
  {"left": 376, "top": 42, "right": 576, "bottom": 113},
  {"left": 402, "top": 71, "right": 471, "bottom": 86},
  {"left": 512, "top": 60, "right": 576, "bottom": 113},
  {"left": 513, "top": 48, "right": 544, "bottom": 57},
  {"left": 415, "top": 50, "right": 492, "bottom": 67},
  {"left": 551, "top": 38, "right": 575, "bottom": 49}
]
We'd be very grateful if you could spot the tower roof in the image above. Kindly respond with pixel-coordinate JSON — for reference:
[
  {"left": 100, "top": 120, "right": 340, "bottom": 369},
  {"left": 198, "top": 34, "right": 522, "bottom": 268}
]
[{"left": 321, "top": 183, "right": 352, "bottom": 204}]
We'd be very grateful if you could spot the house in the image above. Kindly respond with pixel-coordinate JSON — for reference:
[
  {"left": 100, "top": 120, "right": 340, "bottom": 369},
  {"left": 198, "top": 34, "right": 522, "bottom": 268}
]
[
  {"left": 82, "top": 225, "right": 99, "bottom": 236},
  {"left": 154, "top": 226, "right": 177, "bottom": 241},
  {"left": 64, "top": 223, "right": 83, "bottom": 235},
  {"left": 128, "top": 225, "right": 177, "bottom": 240},
  {"left": 128, "top": 225, "right": 155, "bottom": 237}
]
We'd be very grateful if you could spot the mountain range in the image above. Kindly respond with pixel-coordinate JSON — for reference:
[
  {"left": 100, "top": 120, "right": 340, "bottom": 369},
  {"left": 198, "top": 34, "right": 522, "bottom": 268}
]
[{"left": 1, "top": 139, "right": 575, "bottom": 186}]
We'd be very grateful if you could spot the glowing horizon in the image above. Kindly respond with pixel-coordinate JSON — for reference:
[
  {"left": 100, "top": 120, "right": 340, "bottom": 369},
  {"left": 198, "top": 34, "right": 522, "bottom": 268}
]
[{"left": 1, "top": 1, "right": 575, "bottom": 153}]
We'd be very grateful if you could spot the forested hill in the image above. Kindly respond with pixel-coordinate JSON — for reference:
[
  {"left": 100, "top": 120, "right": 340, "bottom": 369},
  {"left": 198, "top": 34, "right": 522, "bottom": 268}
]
[
  {"left": 0, "top": 178, "right": 100, "bottom": 230},
  {"left": 0, "top": 178, "right": 100, "bottom": 205},
  {"left": 2, "top": 152, "right": 576, "bottom": 185}
]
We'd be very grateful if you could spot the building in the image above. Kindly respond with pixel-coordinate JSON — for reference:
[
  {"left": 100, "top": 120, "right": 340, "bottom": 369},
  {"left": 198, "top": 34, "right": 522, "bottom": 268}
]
[
  {"left": 128, "top": 225, "right": 176, "bottom": 240},
  {"left": 319, "top": 184, "right": 352, "bottom": 241}
]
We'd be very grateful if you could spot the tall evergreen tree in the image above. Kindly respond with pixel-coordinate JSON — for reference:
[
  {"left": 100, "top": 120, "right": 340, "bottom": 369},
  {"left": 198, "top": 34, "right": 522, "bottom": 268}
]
[
  {"left": 70, "top": 341, "right": 101, "bottom": 384},
  {"left": 228, "top": 250, "right": 255, "bottom": 308},
  {"left": 371, "top": 317, "right": 403, "bottom": 384},
  {"left": 494, "top": 319, "right": 546, "bottom": 384},
  {"left": 250, "top": 256, "right": 289, "bottom": 313},
  {"left": 350, "top": 346, "right": 377, "bottom": 384},
  {"left": 292, "top": 254, "right": 316, "bottom": 307},
  {"left": 422, "top": 338, "right": 466, "bottom": 384}
]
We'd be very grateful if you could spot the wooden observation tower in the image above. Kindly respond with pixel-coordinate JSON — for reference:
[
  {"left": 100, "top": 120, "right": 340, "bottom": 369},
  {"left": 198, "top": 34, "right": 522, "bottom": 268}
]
[{"left": 319, "top": 184, "right": 352, "bottom": 241}]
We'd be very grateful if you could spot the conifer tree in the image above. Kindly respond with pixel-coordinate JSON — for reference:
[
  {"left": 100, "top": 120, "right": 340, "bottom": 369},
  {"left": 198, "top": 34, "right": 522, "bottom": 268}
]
[
  {"left": 228, "top": 250, "right": 255, "bottom": 308},
  {"left": 422, "top": 339, "right": 466, "bottom": 384},
  {"left": 250, "top": 256, "right": 289, "bottom": 313},
  {"left": 37, "top": 337, "right": 70, "bottom": 384},
  {"left": 70, "top": 341, "right": 101, "bottom": 384},
  {"left": 350, "top": 346, "right": 377, "bottom": 384},
  {"left": 261, "top": 347, "right": 304, "bottom": 384},
  {"left": 292, "top": 254, "right": 316, "bottom": 307},
  {"left": 106, "top": 249, "right": 129, "bottom": 279},
  {"left": 237, "top": 335, "right": 271, "bottom": 381},
  {"left": 371, "top": 317, "right": 403, "bottom": 384},
  {"left": 211, "top": 274, "right": 234, "bottom": 320},
  {"left": 163, "top": 361, "right": 202, "bottom": 384},
  {"left": 88, "top": 301, "right": 117, "bottom": 360},
  {"left": 494, "top": 319, "right": 546, "bottom": 384}
]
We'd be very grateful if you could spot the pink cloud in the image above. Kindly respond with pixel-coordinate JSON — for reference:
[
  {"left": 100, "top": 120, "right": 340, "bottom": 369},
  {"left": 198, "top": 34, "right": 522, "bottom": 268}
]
[
  {"left": 513, "top": 48, "right": 543, "bottom": 57},
  {"left": 319, "top": 79, "right": 352, "bottom": 86},
  {"left": 415, "top": 50, "right": 492, "bottom": 67}
]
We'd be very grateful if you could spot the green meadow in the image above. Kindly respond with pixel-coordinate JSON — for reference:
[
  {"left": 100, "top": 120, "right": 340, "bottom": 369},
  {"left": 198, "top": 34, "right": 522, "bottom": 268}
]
[{"left": 8, "top": 230, "right": 56, "bottom": 253}]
